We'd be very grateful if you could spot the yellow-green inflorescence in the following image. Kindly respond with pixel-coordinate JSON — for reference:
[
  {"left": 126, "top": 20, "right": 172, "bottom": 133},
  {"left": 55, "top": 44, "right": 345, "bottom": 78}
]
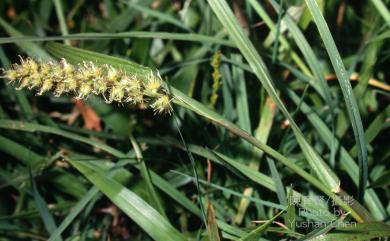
[{"left": 1, "top": 57, "right": 172, "bottom": 114}]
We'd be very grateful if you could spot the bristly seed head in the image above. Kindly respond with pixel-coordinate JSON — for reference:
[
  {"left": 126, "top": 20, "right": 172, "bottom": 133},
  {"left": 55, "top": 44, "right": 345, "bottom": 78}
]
[
  {"left": 38, "top": 79, "right": 54, "bottom": 95},
  {"left": 145, "top": 72, "right": 162, "bottom": 95},
  {"left": 2, "top": 69, "right": 18, "bottom": 82},
  {"left": 151, "top": 95, "right": 172, "bottom": 115},
  {"left": 2, "top": 57, "right": 172, "bottom": 115}
]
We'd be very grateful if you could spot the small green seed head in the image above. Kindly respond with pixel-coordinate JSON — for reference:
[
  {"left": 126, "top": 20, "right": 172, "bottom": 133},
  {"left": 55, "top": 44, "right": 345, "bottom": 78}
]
[
  {"left": 64, "top": 77, "right": 78, "bottom": 92},
  {"left": 39, "top": 62, "right": 51, "bottom": 77},
  {"left": 77, "top": 82, "right": 92, "bottom": 99},
  {"left": 26, "top": 58, "right": 39, "bottom": 73},
  {"left": 108, "top": 84, "right": 125, "bottom": 103},
  {"left": 145, "top": 73, "right": 162, "bottom": 94},
  {"left": 37, "top": 79, "right": 54, "bottom": 95},
  {"left": 3, "top": 69, "right": 18, "bottom": 82},
  {"left": 151, "top": 95, "right": 172, "bottom": 115},
  {"left": 15, "top": 64, "right": 30, "bottom": 77},
  {"left": 54, "top": 82, "right": 66, "bottom": 97},
  {"left": 60, "top": 58, "right": 75, "bottom": 75},
  {"left": 50, "top": 63, "right": 63, "bottom": 80},
  {"left": 17, "top": 77, "right": 30, "bottom": 90},
  {"left": 29, "top": 73, "right": 43, "bottom": 89},
  {"left": 92, "top": 77, "right": 108, "bottom": 94},
  {"left": 3, "top": 57, "right": 172, "bottom": 115},
  {"left": 106, "top": 66, "right": 119, "bottom": 82}
]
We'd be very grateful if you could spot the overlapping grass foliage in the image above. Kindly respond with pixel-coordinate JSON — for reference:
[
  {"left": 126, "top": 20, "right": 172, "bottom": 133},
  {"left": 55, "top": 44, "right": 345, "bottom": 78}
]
[{"left": 0, "top": 0, "right": 389, "bottom": 240}]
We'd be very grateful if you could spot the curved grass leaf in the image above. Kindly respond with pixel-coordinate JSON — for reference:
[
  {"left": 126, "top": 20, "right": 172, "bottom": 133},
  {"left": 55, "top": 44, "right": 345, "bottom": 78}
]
[
  {"left": 296, "top": 213, "right": 348, "bottom": 241},
  {"left": 0, "top": 135, "right": 45, "bottom": 166},
  {"left": 67, "top": 158, "right": 185, "bottom": 241},
  {"left": 29, "top": 171, "right": 62, "bottom": 241},
  {"left": 304, "top": 0, "right": 368, "bottom": 202},
  {"left": 53, "top": 0, "right": 70, "bottom": 45},
  {"left": 368, "top": 170, "right": 390, "bottom": 188},
  {"left": 237, "top": 209, "right": 285, "bottom": 241},
  {"left": 371, "top": 0, "right": 390, "bottom": 27},
  {"left": 49, "top": 153, "right": 139, "bottom": 241},
  {"left": 129, "top": 134, "right": 166, "bottom": 217},
  {"left": 0, "top": 32, "right": 235, "bottom": 47},
  {"left": 48, "top": 187, "right": 100, "bottom": 241}
]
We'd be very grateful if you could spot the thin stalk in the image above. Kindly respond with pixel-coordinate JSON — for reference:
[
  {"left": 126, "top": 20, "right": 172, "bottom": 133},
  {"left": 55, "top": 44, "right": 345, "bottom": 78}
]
[
  {"left": 53, "top": 0, "right": 70, "bottom": 46},
  {"left": 129, "top": 134, "right": 167, "bottom": 218}
]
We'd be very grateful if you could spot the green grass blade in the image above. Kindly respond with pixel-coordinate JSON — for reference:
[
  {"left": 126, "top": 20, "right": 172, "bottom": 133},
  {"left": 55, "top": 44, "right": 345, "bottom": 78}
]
[
  {"left": 45, "top": 42, "right": 151, "bottom": 81},
  {"left": 48, "top": 187, "right": 99, "bottom": 241},
  {"left": 233, "top": 54, "right": 251, "bottom": 133},
  {"left": 172, "top": 90, "right": 363, "bottom": 221},
  {"left": 371, "top": 0, "right": 390, "bottom": 27},
  {"left": 304, "top": 0, "right": 368, "bottom": 201},
  {"left": 67, "top": 158, "right": 185, "bottom": 241},
  {"left": 0, "top": 135, "right": 45, "bottom": 166},
  {"left": 206, "top": 200, "right": 221, "bottom": 241},
  {"left": 0, "top": 32, "right": 235, "bottom": 47},
  {"left": 247, "top": 0, "right": 312, "bottom": 76},
  {"left": 207, "top": 0, "right": 340, "bottom": 193},
  {"left": 217, "top": 220, "right": 248, "bottom": 238},
  {"left": 53, "top": 0, "right": 70, "bottom": 45},
  {"left": 233, "top": 82, "right": 276, "bottom": 223},
  {"left": 237, "top": 209, "right": 285, "bottom": 241},
  {"left": 296, "top": 213, "right": 348, "bottom": 241},
  {"left": 286, "top": 187, "right": 295, "bottom": 231},
  {"left": 369, "top": 170, "right": 390, "bottom": 188},
  {"left": 29, "top": 171, "right": 62, "bottom": 241},
  {"left": 266, "top": 157, "right": 287, "bottom": 206},
  {"left": 231, "top": 54, "right": 256, "bottom": 224},
  {"left": 129, "top": 134, "right": 167, "bottom": 217},
  {"left": 49, "top": 153, "right": 145, "bottom": 241}
]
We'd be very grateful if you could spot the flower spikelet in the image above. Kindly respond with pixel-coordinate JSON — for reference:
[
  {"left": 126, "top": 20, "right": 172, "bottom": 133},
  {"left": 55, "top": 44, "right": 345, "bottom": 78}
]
[
  {"left": 150, "top": 95, "right": 172, "bottom": 115},
  {"left": 1, "top": 57, "right": 173, "bottom": 115}
]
